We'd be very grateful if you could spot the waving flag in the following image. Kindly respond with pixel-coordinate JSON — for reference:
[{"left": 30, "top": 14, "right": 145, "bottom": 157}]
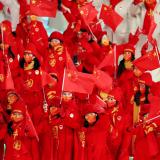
[
  {"left": 79, "top": 2, "right": 98, "bottom": 24},
  {"left": 99, "top": 4, "right": 123, "bottom": 31},
  {"left": 63, "top": 69, "right": 95, "bottom": 94},
  {"left": 133, "top": 50, "right": 160, "bottom": 72},
  {"left": 30, "top": 0, "right": 57, "bottom": 17}
]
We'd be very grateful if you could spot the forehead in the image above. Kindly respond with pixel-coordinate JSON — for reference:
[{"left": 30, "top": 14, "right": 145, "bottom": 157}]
[
  {"left": 12, "top": 110, "right": 23, "bottom": 115},
  {"left": 8, "top": 93, "right": 17, "bottom": 97},
  {"left": 51, "top": 38, "right": 60, "bottom": 42},
  {"left": 85, "top": 112, "right": 97, "bottom": 116},
  {"left": 63, "top": 92, "right": 72, "bottom": 96}
]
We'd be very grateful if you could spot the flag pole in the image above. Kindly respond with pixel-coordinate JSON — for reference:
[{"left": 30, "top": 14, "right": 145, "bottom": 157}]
[
  {"left": 146, "top": 114, "right": 160, "bottom": 123},
  {"left": 1, "top": 23, "right": 14, "bottom": 89},
  {"left": 60, "top": 67, "right": 66, "bottom": 105},
  {"left": 113, "top": 44, "right": 117, "bottom": 80},
  {"left": 154, "top": 41, "right": 160, "bottom": 67},
  {"left": 42, "top": 87, "right": 48, "bottom": 113},
  {"left": 0, "top": 24, "right": 5, "bottom": 56},
  {"left": 134, "top": 114, "right": 160, "bottom": 128}
]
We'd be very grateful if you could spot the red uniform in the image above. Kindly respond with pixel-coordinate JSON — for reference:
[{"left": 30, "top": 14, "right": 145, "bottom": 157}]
[
  {"left": 44, "top": 32, "right": 66, "bottom": 98},
  {"left": 38, "top": 99, "right": 80, "bottom": 160},
  {"left": 4, "top": 99, "right": 39, "bottom": 160},
  {"left": 75, "top": 104, "right": 113, "bottom": 160},
  {"left": 18, "top": 44, "right": 44, "bottom": 125}
]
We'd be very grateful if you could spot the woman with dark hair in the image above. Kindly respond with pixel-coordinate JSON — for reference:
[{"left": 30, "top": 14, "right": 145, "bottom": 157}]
[
  {"left": 133, "top": 73, "right": 153, "bottom": 125},
  {"left": 74, "top": 103, "right": 112, "bottom": 160},
  {"left": 44, "top": 31, "right": 66, "bottom": 99},
  {"left": 18, "top": 43, "right": 43, "bottom": 126},
  {"left": 117, "top": 45, "right": 135, "bottom": 112}
]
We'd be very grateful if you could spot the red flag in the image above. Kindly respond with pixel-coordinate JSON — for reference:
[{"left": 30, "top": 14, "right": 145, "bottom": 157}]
[
  {"left": 30, "top": 0, "right": 57, "bottom": 17},
  {"left": 63, "top": 69, "right": 95, "bottom": 94},
  {"left": 99, "top": 4, "right": 123, "bottom": 31},
  {"left": 41, "top": 70, "right": 57, "bottom": 87},
  {"left": 79, "top": 2, "right": 98, "bottom": 24},
  {"left": 133, "top": 50, "right": 160, "bottom": 72},
  {"left": 148, "top": 17, "right": 157, "bottom": 42},
  {"left": 98, "top": 48, "right": 114, "bottom": 69},
  {"left": 93, "top": 68, "right": 112, "bottom": 92}
]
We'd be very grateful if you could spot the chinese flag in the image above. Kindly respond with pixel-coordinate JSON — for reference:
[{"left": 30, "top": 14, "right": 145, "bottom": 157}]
[
  {"left": 30, "top": 0, "right": 57, "bottom": 17},
  {"left": 133, "top": 50, "right": 160, "bottom": 72},
  {"left": 99, "top": 4, "right": 123, "bottom": 31},
  {"left": 148, "top": 17, "right": 157, "bottom": 42},
  {"left": 98, "top": 48, "right": 114, "bottom": 69},
  {"left": 63, "top": 69, "right": 95, "bottom": 94},
  {"left": 41, "top": 70, "right": 57, "bottom": 87},
  {"left": 79, "top": 2, "right": 98, "bottom": 24},
  {"left": 93, "top": 68, "right": 112, "bottom": 92}
]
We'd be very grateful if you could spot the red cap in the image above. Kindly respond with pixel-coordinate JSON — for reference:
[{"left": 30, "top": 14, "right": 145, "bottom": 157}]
[
  {"left": 109, "top": 87, "right": 123, "bottom": 102},
  {"left": 24, "top": 43, "right": 43, "bottom": 62},
  {"left": 82, "top": 103, "right": 105, "bottom": 115},
  {"left": 124, "top": 44, "right": 135, "bottom": 54},
  {"left": 49, "top": 31, "right": 64, "bottom": 42},
  {"left": 12, "top": 99, "right": 26, "bottom": 114},
  {"left": 133, "top": 59, "right": 146, "bottom": 73},
  {"left": 138, "top": 73, "right": 153, "bottom": 86}
]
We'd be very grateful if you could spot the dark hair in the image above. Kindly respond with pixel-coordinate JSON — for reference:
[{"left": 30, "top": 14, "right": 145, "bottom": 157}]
[
  {"left": 134, "top": 85, "right": 150, "bottom": 106},
  {"left": 7, "top": 121, "right": 13, "bottom": 135},
  {"left": 50, "top": 74, "right": 59, "bottom": 82},
  {"left": 8, "top": 46, "right": 15, "bottom": 59},
  {"left": 84, "top": 113, "right": 99, "bottom": 128},
  {"left": 117, "top": 54, "right": 135, "bottom": 78},
  {"left": 82, "top": 67, "right": 92, "bottom": 74},
  {"left": 19, "top": 57, "right": 40, "bottom": 70},
  {"left": 6, "top": 109, "right": 12, "bottom": 115},
  {"left": 58, "top": 0, "right": 62, "bottom": 10}
]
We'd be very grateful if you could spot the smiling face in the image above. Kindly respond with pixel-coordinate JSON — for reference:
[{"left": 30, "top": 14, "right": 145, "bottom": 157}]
[
  {"left": 133, "top": 66, "right": 143, "bottom": 77},
  {"left": 62, "top": 92, "right": 73, "bottom": 102},
  {"left": 0, "top": 43, "right": 9, "bottom": 50},
  {"left": 24, "top": 52, "right": 34, "bottom": 63},
  {"left": 106, "top": 95, "right": 117, "bottom": 108},
  {"left": 123, "top": 51, "right": 132, "bottom": 61},
  {"left": 101, "top": 35, "right": 109, "bottom": 46},
  {"left": 7, "top": 93, "right": 18, "bottom": 105},
  {"left": 139, "top": 82, "right": 146, "bottom": 94},
  {"left": 50, "top": 39, "right": 61, "bottom": 48},
  {"left": 85, "top": 112, "right": 97, "bottom": 124},
  {"left": 11, "top": 110, "right": 24, "bottom": 123}
]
